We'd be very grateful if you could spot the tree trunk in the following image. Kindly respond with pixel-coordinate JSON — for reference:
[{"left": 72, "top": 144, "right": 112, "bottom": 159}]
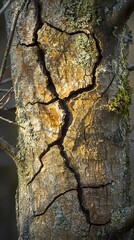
[{"left": 6, "top": 0, "right": 133, "bottom": 239}]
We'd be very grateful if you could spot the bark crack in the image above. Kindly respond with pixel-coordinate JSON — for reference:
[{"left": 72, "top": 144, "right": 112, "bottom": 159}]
[
  {"left": 27, "top": 138, "right": 61, "bottom": 185},
  {"left": 30, "top": 41, "right": 91, "bottom": 223},
  {"left": 34, "top": 188, "right": 77, "bottom": 217},
  {"left": 25, "top": 98, "right": 58, "bottom": 107},
  {"left": 41, "top": 21, "right": 103, "bottom": 101},
  {"left": 84, "top": 74, "right": 116, "bottom": 143},
  {"left": 33, "top": 184, "right": 112, "bottom": 218},
  {"left": 90, "top": 219, "right": 111, "bottom": 227},
  {"left": 82, "top": 181, "right": 113, "bottom": 189},
  {"left": 44, "top": 20, "right": 90, "bottom": 36},
  {"left": 27, "top": 0, "right": 104, "bottom": 225},
  {"left": 58, "top": 145, "right": 91, "bottom": 225},
  {"left": 19, "top": 11, "right": 103, "bottom": 101}
]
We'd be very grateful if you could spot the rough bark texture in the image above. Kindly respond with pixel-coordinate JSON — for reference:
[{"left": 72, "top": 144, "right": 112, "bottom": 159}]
[{"left": 7, "top": 0, "right": 133, "bottom": 239}]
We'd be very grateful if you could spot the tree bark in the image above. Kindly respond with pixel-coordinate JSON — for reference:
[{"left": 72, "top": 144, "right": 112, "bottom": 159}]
[{"left": 5, "top": 0, "right": 134, "bottom": 239}]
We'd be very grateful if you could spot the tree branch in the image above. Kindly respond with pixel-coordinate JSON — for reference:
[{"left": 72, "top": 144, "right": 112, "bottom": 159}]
[
  {"left": 128, "top": 64, "right": 134, "bottom": 72},
  {"left": 108, "top": 0, "right": 134, "bottom": 29},
  {"left": 0, "top": 116, "right": 25, "bottom": 129},
  {"left": 0, "top": 137, "right": 18, "bottom": 163},
  {"left": 0, "top": 8, "right": 19, "bottom": 82},
  {"left": 0, "top": 0, "right": 13, "bottom": 15},
  {"left": 0, "top": 0, "right": 28, "bottom": 82}
]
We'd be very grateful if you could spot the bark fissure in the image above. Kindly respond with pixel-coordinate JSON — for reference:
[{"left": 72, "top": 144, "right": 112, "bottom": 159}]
[
  {"left": 34, "top": 188, "right": 77, "bottom": 217},
  {"left": 27, "top": 138, "right": 61, "bottom": 185},
  {"left": 20, "top": 3, "right": 103, "bottom": 102},
  {"left": 26, "top": 1, "right": 97, "bottom": 224},
  {"left": 91, "top": 32, "right": 102, "bottom": 90},
  {"left": 84, "top": 73, "right": 116, "bottom": 143},
  {"left": 43, "top": 21, "right": 103, "bottom": 101},
  {"left": 90, "top": 219, "right": 111, "bottom": 227},
  {"left": 82, "top": 181, "right": 113, "bottom": 189},
  {"left": 41, "top": 51, "right": 92, "bottom": 225},
  {"left": 26, "top": 2, "right": 106, "bottom": 225},
  {"left": 44, "top": 20, "right": 90, "bottom": 36},
  {"left": 19, "top": 42, "right": 37, "bottom": 47},
  {"left": 19, "top": 0, "right": 114, "bottom": 231},
  {"left": 26, "top": 0, "right": 31, "bottom": 11},
  {"left": 25, "top": 98, "right": 58, "bottom": 107},
  {"left": 100, "top": 74, "right": 116, "bottom": 99},
  {"left": 59, "top": 145, "right": 91, "bottom": 225},
  {"left": 6, "top": 0, "right": 134, "bottom": 238},
  {"left": 33, "top": 183, "right": 112, "bottom": 218},
  {"left": 30, "top": 40, "right": 91, "bottom": 223}
]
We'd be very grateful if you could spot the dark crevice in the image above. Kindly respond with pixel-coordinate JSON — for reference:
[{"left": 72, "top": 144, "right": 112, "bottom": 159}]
[
  {"left": 64, "top": 84, "right": 95, "bottom": 101},
  {"left": 64, "top": 32, "right": 102, "bottom": 100},
  {"left": 60, "top": 0, "right": 64, "bottom": 6},
  {"left": 32, "top": 51, "right": 91, "bottom": 225},
  {"left": 21, "top": 4, "right": 103, "bottom": 102},
  {"left": 35, "top": 46, "right": 91, "bottom": 224},
  {"left": 84, "top": 74, "right": 116, "bottom": 142},
  {"left": 82, "top": 181, "right": 113, "bottom": 189},
  {"left": 44, "top": 21, "right": 64, "bottom": 34},
  {"left": 57, "top": 33, "right": 102, "bottom": 225},
  {"left": 44, "top": 20, "right": 90, "bottom": 36},
  {"left": 42, "top": 21, "right": 103, "bottom": 101},
  {"left": 28, "top": 0, "right": 103, "bottom": 225},
  {"left": 91, "top": 32, "right": 102, "bottom": 87},
  {"left": 19, "top": 42, "right": 37, "bottom": 47},
  {"left": 90, "top": 219, "right": 111, "bottom": 227},
  {"left": 25, "top": 98, "right": 57, "bottom": 107},
  {"left": 40, "top": 50, "right": 59, "bottom": 98},
  {"left": 34, "top": 189, "right": 77, "bottom": 217},
  {"left": 27, "top": 138, "right": 61, "bottom": 185},
  {"left": 26, "top": 0, "right": 31, "bottom": 11},
  {"left": 59, "top": 144, "right": 91, "bottom": 224},
  {"left": 33, "top": 0, "right": 44, "bottom": 40},
  {"left": 101, "top": 74, "right": 116, "bottom": 99}
]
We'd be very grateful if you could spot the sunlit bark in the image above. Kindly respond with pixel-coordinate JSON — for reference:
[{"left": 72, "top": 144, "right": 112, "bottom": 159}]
[{"left": 4, "top": 0, "right": 134, "bottom": 239}]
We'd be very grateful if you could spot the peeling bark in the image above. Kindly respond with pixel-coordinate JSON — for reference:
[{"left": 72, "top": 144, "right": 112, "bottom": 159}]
[{"left": 5, "top": 0, "right": 134, "bottom": 239}]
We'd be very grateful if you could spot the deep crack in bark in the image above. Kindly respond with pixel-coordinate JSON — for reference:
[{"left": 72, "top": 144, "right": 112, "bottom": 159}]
[
  {"left": 27, "top": 138, "right": 61, "bottom": 185},
  {"left": 42, "top": 21, "right": 103, "bottom": 101},
  {"left": 33, "top": 184, "right": 112, "bottom": 223},
  {"left": 34, "top": 188, "right": 77, "bottom": 217},
  {"left": 27, "top": 0, "right": 104, "bottom": 225},
  {"left": 82, "top": 181, "right": 113, "bottom": 189},
  {"left": 35, "top": 44, "right": 91, "bottom": 224},
  {"left": 84, "top": 73, "right": 116, "bottom": 143},
  {"left": 25, "top": 98, "right": 58, "bottom": 107}
]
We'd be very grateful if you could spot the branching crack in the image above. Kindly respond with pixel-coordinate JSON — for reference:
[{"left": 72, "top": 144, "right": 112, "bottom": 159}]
[
  {"left": 66, "top": 32, "right": 102, "bottom": 100},
  {"left": 42, "top": 21, "right": 103, "bottom": 101},
  {"left": 82, "top": 181, "right": 113, "bottom": 189},
  {"left": 34, "top": 188, "right": 77, "bottom": 217},
  {"left": 58, "top": 144, "right": 91, "bottom": 224},
  {"left": 44, "top": 20, "right": 91, "bottom": 36},
  {"left": 27, "top": 138, "right": 61, "bottom": 185},
  {"left": 33, "top": 183, "right": 112, "bottom": 218},
  {"left": 84, "top": 73, "right": 116, "bottom": 143},
  {"left": 27, "top": 0, "right": 106, "bottom": 226},
  {"left": 25, "top": 98, "right": 57, "bottom": 107}
]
